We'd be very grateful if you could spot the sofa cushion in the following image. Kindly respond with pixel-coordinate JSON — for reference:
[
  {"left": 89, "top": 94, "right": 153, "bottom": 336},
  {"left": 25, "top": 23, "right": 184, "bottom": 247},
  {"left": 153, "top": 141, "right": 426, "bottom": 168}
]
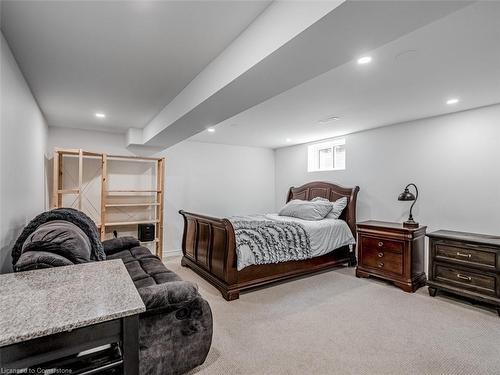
[
  {"left": 103, "top": 238, "right": 203, "bottom": 311},
  {"left": 12, "top": 208, "right": 105, "bottom": 266},
  {"left": 22, "top": 220, "right": 92, "bottom": 264},
  {"left": 103, "top": 236, "right": 140, "bottom": 255},
  {"left": 15, "top": 251, "right": 74, "bottom": 271},
  {"left": 106, "top": 245, "right": 183, "bottom": 298}
]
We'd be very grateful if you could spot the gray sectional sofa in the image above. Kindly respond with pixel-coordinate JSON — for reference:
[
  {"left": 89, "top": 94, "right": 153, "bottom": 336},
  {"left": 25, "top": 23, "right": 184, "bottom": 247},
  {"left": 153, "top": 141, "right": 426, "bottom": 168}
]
[{"left": 11, "top": 208, "right": 213, "bottom": 375}]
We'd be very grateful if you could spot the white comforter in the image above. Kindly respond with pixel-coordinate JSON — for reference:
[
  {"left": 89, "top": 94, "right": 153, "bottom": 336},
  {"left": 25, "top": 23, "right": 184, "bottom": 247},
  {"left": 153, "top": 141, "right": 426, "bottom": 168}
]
[{"left": 235, "top": 214, "right": 356, "bottom": 270}]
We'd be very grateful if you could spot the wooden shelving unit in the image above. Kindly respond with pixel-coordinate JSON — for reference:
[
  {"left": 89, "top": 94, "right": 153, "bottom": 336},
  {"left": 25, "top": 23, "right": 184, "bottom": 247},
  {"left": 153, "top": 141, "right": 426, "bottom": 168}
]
[
  {"left": 107, "top": 190, "right": 161, "bottom": 193},
  {"left": 52, "top": 148, "right": 165, "bottom": 258},
  {"left": 105, "top": 220, "right": 161, "bottom": 227},
  {"left": 105, "top": 203, "right": 160, "bottom": 208}
]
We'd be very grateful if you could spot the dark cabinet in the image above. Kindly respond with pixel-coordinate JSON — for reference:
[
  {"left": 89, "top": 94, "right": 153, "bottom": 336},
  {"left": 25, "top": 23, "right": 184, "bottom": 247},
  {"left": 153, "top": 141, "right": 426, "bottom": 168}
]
[
  {"left": 356, "top": 221, "right": 426, "bottom": 292},
  {"left": 427, "top": 230, "right": 500, "bottom": 315}
]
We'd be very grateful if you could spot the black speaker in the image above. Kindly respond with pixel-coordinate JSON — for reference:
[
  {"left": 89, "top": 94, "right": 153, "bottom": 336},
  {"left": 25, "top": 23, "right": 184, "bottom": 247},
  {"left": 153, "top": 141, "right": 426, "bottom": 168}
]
[{"left": 138, "top": 223, "right": 155, "bottom": 242}]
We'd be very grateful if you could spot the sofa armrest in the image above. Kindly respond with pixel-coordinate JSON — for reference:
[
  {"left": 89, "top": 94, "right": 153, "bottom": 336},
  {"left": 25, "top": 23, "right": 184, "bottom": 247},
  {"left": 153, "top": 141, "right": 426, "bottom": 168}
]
[
  {"left": 138, "top": 281, "right": 199, "bottom": 310},
  {"left": 138, "top": 294, "right": 213, "bottom": 375},
  {"left": 102, "top": 236, "right": 140, "bottom": 255}
]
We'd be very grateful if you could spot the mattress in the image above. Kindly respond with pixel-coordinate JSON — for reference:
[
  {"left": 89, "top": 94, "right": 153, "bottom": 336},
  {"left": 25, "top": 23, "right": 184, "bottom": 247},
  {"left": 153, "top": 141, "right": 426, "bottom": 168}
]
[{"left": 230, "top": 214, "right": 356, "bottom": 270}]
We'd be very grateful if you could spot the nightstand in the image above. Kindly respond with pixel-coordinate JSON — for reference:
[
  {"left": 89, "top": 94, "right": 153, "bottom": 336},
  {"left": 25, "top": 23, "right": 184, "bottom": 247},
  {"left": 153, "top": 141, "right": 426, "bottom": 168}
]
[
  {"left": 427, "top": 230, "right": 500, "bottom": 316},
  {"left": 356, "top": 220, "right": 426, "bottom": 292}
]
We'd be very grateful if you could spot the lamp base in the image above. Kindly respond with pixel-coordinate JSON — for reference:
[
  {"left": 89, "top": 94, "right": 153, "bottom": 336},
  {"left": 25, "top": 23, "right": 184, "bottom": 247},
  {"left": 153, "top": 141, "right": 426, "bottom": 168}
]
[{"left": 403, "top": 219, "right": 419, "bottom": 228}]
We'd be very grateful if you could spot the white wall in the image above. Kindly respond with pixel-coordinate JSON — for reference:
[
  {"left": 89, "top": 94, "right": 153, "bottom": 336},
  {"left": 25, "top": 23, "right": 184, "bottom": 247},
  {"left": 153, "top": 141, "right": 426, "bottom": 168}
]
[
  {"left": 0, "top": 32, "right": 48, "bottom": 272},
  {"left": 275, "top": 105, "right": 500, "bottom": 240},
  {"left": 47, "top": 127, "right": 276, "bottom": 254}
]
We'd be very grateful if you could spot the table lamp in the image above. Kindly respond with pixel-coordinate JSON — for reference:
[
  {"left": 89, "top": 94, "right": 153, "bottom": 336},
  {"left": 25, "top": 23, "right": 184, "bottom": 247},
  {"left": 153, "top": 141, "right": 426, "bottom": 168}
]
[{"left": 398, "top": 183, "right": 419, "bottom": 228}]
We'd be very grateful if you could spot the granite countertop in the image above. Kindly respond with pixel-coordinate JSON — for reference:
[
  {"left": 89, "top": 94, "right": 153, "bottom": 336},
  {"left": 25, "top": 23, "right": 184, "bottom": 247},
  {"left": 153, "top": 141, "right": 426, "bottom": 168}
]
[{"left": 0, "top": 259, "right": 146, "bottom": 347}]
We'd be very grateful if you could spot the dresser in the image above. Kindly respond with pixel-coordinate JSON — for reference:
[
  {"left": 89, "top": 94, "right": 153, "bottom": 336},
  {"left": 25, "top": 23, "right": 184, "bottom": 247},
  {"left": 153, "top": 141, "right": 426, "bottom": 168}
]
[
  {"left": 427, "top": 230, "right": 500, "bottom": 316},
  {"left": 356, "top": 221, "right": 427, "bottom": 292}
]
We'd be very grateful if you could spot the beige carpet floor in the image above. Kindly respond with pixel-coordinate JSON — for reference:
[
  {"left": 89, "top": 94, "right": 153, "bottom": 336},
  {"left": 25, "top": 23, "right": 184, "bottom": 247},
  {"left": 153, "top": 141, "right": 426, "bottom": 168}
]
[{"left": 165, "top": 257, "right": 500, "bottom": 375}]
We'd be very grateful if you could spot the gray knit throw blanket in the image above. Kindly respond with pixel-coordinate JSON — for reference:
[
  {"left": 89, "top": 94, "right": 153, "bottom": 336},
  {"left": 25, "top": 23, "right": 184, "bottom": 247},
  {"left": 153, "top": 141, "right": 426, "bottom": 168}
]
[
  {"left": 229, "top": 215, "right": 312, "bottom": 266},
  {"left": 11, "top": 208, "right": 105, "bottom": 265}
]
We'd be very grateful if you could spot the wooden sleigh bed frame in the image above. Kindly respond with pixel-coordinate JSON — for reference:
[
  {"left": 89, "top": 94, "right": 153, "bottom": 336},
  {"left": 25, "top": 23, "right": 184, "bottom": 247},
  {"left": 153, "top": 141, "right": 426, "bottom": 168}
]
[{"left": 179, "top": 181, "right": 360, "bottom": 300}]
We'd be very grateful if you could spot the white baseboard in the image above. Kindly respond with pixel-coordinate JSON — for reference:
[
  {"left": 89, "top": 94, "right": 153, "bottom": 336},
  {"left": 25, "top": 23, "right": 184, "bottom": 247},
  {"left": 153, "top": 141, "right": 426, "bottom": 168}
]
[{"left": 163, "top": 249, "right": 182, "bottom": 258}]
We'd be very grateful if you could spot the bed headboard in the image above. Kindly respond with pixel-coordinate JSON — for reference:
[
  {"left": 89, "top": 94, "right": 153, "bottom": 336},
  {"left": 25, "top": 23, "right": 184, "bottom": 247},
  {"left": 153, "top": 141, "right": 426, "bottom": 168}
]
[{"left": 286, "top": 181, "right": 360, "bottom": 238}]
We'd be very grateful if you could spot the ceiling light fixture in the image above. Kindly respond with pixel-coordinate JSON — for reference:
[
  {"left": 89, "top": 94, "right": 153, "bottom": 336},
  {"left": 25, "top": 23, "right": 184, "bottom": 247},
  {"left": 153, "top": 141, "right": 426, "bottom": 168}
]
[
  {"left": 95, "top": 112, "right": 106, "bottom": 118},
  {"left": 207, "top": 127, "right": 215, "bottom": 133},
  {"left": 286, "top": 138, "right": 291, "bottom": 142},
  {"left": 446, "top": 98, "right": 459, "bottom": 105},
  {"left": 357, "top": 56, "right": 372, "bottom": 65}
]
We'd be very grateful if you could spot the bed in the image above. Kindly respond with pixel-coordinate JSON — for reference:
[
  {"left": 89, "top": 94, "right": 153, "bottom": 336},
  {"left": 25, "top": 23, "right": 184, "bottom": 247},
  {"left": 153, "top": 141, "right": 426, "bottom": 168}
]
[{"left": 179, "top": 181, "right": 360, "bottom": 300}]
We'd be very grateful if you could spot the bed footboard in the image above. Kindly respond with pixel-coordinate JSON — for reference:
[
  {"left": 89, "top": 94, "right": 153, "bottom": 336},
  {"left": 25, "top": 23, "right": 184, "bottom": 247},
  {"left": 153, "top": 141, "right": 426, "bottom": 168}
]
[{"left": 179, "top": 210, "right": 240, "bottom": 300}]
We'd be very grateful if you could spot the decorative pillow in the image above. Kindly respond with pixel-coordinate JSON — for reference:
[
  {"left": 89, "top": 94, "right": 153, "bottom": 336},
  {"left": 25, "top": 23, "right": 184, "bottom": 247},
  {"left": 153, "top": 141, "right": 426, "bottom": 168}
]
[
  {"left": 329, "top": 197, "right": 348, "bottom": 219},
  {"left": 311, "top": 197, "right": 329, "bottom": 202},
  {"left": 278, "top": 199, "right": 333, "bottom": 221},
  {"left": 312, "top": 197, "right": 348, "bottom": 219}
]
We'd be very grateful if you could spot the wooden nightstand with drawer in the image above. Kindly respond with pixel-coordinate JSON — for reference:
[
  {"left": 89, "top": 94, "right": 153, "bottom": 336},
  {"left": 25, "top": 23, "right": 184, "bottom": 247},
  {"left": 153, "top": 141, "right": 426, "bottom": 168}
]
[
  {"left": 356, "top": 221, "right": 427, "bottom": 292},
  {"left": 427, "top": 230, "right": 500, "bottom": 316}
]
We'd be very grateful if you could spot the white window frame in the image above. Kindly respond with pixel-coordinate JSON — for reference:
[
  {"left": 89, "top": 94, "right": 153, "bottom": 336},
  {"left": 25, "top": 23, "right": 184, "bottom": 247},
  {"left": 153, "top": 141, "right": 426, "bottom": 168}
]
[{"left": 307, "top": 138, "right": 346, "bottom": 172}]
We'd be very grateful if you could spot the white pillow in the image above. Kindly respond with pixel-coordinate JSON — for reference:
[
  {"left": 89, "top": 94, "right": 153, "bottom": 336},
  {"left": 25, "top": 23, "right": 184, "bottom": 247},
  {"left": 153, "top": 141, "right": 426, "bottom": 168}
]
[
  {"left": 311, "top": 197, "right": 329, "bottom": 202},
  {"left": 312, "top": 196, "right": 348, "bottom": 219},
  {"left": 278, "top": 199, "right": 333, "bottom": 221}
]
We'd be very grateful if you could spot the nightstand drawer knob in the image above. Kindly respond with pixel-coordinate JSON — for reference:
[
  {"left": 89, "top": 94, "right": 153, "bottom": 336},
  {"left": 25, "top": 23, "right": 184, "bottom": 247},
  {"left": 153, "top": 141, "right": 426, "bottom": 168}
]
[
  {"left": 378, "top": 241, "right": 384, "bottom": 247},
  {"left": 456, "top": 252, "right": 472, "bottom": 258},
  {"left": 377, "top": 252, "right": 384, "bottom": 258},
  {"left": 456, "top": 273, "right": 472, "bottom": 281},
  {"left": 378, "top": 262, "right": 384, "bottom": 268}
]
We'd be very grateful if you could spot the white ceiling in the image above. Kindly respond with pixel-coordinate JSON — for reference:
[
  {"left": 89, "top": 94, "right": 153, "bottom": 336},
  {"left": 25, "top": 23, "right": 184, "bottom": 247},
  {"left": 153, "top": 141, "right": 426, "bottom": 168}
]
[
  {"left": 0, "top": 0, "right": 271, "bottom": 132},
  {"left": 191, "top": 1, "right": 500, "bottom": 149},
  {"left": 2, "top": 0, "right": 498, "bottom": 149},
  {"left": 140, "top": 0, "right": 472, "bottom": 148}
]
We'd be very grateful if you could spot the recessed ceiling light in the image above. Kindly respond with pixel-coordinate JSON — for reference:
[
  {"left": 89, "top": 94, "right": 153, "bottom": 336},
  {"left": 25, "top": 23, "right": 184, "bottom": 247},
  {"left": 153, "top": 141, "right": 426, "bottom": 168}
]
[
  {"left": 95, "top": 112, "right": 106, "bottom": 118},
  {"left": 286, "top": 138, "right": 291, "bottom": 142},
  {"left": 357, "top": 56, "right": 372, "bottom": 65},
  {"left": 318, "top": 116, "right": 340, "bottom": 124},
  {"left": 207, "top": 127, "right": 215, "bottom": 133},
  {"left": 446, "top": 98, "right": 459, "bottom": 105}
]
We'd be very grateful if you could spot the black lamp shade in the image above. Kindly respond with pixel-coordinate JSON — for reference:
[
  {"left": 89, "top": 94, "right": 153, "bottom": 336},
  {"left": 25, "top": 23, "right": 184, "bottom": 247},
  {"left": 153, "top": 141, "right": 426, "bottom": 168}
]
[
  {"left": 398, "top": 183, "right": 419, "bottom": 228},
  {"left": 398, "top": 189, "right": 416, "bottom": 201}
]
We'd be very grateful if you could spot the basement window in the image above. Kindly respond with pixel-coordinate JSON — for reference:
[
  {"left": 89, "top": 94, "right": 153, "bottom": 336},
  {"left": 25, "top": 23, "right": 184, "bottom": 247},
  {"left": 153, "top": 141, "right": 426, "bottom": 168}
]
[{"left": 307, "top": 138, "right": 346, "bottom": 172}]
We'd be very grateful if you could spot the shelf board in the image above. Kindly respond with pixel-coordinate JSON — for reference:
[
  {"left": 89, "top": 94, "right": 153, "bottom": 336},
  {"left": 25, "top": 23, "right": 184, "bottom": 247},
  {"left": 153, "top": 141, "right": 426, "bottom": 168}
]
[
  {"left": 57, "top": 189, "right": 80, "bottom": 194},
  {"left": 105, "top": 203, "right": 159, "bottom": 208},
  {"left": 107, "top": 190, "right": 161, "bottom": 193},
  {"left": 104, "top": 220, "right": 159, "bottom": 226},
  {"left": 107, "top": 154, "right": 161, "bottom": 162},
  {"left": 56, "top": 148, "right": 103, "bottom": 157}
]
